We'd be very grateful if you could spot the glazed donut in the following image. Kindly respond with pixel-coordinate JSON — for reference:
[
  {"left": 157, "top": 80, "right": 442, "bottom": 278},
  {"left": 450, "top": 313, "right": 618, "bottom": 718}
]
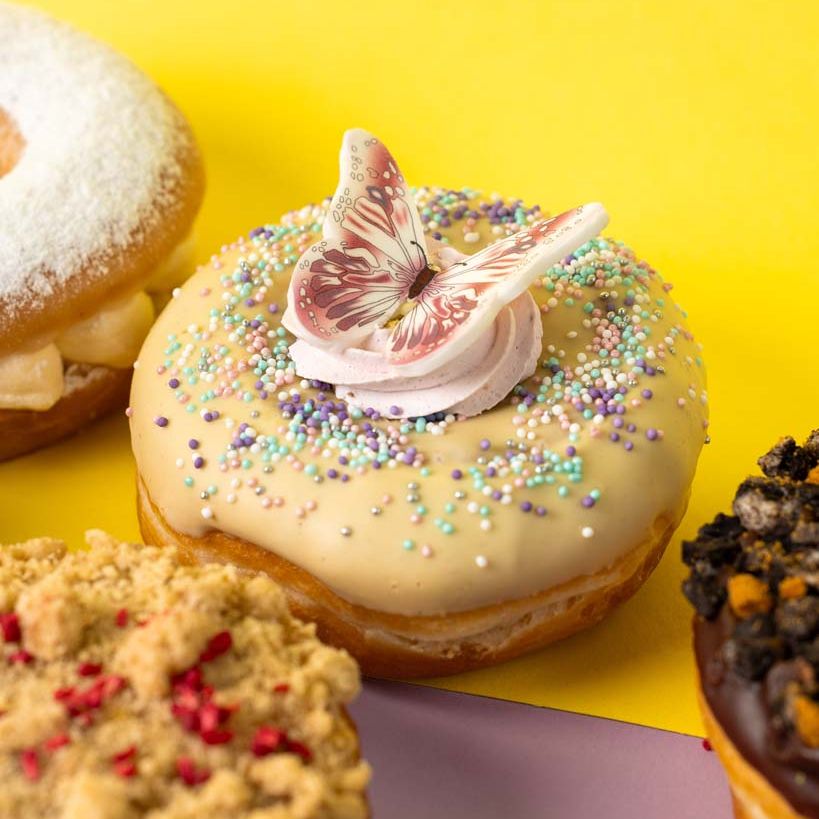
[
  {"left": 0, "top": 3, "right": 204, "bottom": 459},
  {"left": 0, "top": 530, "right": 369, "bottom": 817},
  {"left": 131, "top": 130, "right": 708, "bottom": 678},
  {"left": 684, "top": 431, "right": 819, "bottom": 818}
]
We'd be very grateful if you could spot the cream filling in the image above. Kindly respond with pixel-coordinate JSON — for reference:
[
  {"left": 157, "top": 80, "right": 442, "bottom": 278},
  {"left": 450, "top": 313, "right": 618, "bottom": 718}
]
[
  {"left": 56, "top": 291, "right": 155, "bottom": 369},
  {"left": 144, "top": 232, "right": 197, "bottom": 295},
  {"left": 0, "top": 235, "right": 194, "bottom": 412},
  {"left": 0, "top": 291, "right": 153, "bottom": 411},
  {"left": 0, "top": 343, "right": 63, "bottom": 411}
]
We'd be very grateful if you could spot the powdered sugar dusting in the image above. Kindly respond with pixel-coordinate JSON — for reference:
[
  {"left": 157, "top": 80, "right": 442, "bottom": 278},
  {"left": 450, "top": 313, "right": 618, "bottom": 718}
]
[{"left": 0, "top": 3, "right": 192, "bottom": 318}]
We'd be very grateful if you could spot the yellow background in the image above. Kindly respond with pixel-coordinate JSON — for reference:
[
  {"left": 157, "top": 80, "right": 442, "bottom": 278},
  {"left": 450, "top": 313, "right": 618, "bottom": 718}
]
[{"left": 3, "top": 0, "right": 818, "bottom": 736}]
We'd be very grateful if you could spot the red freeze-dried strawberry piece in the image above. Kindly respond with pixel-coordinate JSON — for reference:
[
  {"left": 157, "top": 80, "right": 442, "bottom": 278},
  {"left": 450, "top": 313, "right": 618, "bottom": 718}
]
[
  {"left": 115, "top": 608, "right": 129, "bottom": 628},
  {"left": 172, "top": 667, "right": 203, "bottom": 690},
  {"left": 198, "top": 702, "right": 224, "bottom": 734},
  {"left": 112, "top": 746, "right": 136, "bottom": 763},
  {"left": 286, "top": 739, "right": 313, "bottom": 762},
  {"left": 112, "top": 748, "right": 139, "bottom": 778},
  {"left": 200, "top": 728, "right": 234, "bottom": 745},
  {"left": 20, "top": 749, "right": 40, "bottom": 781},
  {"left": 170, "top": 662, "right": 239, "bottom": 746},
  {"left": 99, "top": 675, "right": 127, "bottom": 698},
  {"left": 77, "top": 662, "right": 103, "bottom": 677},
  {"left": 44, "top": 733, "right": 71, "bottom": 752},
  {"left": 176, "top": 756, "right": 211, "bottom": 787},
  {"left": 114, "top": 759, "right": 137, "bottom": 778},
  {"left": 252, "top": 726, "right": 286, "bottom": 757},
  {"left": 0, "top": 613, "right": 21, "bottom": 643},
  {"left": 199, "top": 631, "right": 233, "bottom": 663},
  {"left": 54, "top": 675, "right": 128, "bottom": 721},
  {"left": 273, "top": 683, "right": 290, "bottom": 694},
  {"left": 8, "top": 649, "right": 34, "bottom": 665}
]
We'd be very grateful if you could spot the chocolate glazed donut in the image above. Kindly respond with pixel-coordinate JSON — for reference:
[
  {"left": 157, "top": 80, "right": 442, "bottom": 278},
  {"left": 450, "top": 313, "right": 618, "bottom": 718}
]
[{"left": 684, "top": 431, "right": 819, "bottom": 818}]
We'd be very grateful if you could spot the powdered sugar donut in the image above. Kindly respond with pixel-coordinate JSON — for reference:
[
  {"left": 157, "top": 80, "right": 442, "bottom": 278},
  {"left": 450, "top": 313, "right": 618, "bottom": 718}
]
[{"left": 0, "top": 3, "right": 203, "bottom": 459}]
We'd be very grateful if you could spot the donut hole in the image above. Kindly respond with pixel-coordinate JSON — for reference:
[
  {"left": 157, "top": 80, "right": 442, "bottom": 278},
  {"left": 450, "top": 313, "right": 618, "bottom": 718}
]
[{"left": 0, "top": 109, "right": 25, "bottom": 178}]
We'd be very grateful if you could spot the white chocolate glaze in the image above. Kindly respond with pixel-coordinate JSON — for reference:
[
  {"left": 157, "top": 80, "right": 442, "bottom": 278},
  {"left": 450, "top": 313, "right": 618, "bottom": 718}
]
[{"left": 130, "top": 189, "right": 708, "bottom": 616}]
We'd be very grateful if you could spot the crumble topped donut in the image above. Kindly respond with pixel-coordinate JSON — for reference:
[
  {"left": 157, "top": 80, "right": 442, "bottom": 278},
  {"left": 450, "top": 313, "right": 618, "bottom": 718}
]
[
  {"left": 0, "top": 530, "right": 370, "bottom": 819},
  {"left": 684, "top": 431, "right": 819, "bottom": 819},
  {"left": 131, "top": 130, "right": 708, "bottom": 677},
  {"left": 0, "top": 3, "right": 204, "bottom": 459}
]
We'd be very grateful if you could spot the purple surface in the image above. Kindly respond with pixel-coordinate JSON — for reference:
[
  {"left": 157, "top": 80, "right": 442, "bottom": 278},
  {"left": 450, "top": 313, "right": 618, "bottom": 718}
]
[{"left": 350, "top": 681, "right": 732, "bottom": 819}]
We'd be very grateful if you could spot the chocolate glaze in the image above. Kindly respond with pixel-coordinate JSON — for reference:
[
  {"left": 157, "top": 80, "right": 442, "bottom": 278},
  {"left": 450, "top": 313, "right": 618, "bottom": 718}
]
[{"left": 695, "top": 609, "right": 819, "bottom": 816}]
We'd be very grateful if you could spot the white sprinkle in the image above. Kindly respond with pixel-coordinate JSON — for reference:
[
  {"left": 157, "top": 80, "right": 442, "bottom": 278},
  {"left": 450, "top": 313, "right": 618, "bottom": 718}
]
[
  {"left": 201, "top": 506, "right": 214, "bottom": 520},
  {"left": 475, "top": 555, "right": 489, "bottom": 569},
  {"left": 581, "top": 526, "right": 594, "bottom": 538}
]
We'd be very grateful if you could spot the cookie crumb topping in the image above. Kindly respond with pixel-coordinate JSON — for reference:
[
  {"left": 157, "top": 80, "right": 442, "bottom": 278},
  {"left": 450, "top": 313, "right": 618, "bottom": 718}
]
[
  {"left": 0, "top": 532, "right": 369, "bottom": 818},
  {"left": 683, "top": 430, "right": 819, "bottom": 750}
]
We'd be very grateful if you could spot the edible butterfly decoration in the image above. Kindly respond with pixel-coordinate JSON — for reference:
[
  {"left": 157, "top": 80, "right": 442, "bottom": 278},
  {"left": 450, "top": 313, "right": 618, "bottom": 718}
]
[{"left": 283, "top": 129, "right": 608, "bottom": 378}]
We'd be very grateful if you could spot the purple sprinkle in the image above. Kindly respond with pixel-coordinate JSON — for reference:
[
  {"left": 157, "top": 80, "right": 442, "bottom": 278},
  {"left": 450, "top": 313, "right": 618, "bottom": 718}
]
[
  {"left": 193, "top": 456, "right": 205, "bottom": 469},
  {"left": 610, "top": 432, "right": 620, "bottom": 442},
  {"left": 389, "top": 405, "right": 401, "bottom": 416},
  {"left": 268, "top": 303, "right": 279, "bottom": 314},
  {"left": 642, "top": 389, "right": 653, "bottom": 400},
  {"left": 188, "top": 439, "right": 200, "bottom": 450},
  {"left": 581, "top": 496, "right": 595, "bottom": 508},
  {"left": 566, "top": 446, "right": 576, "bottom": 457},
  {"left": 646, "top": 428, "right": 659, "bottom": 441},
  {"left": 520, "top": 501, "right": 533, "bottom": 512},
  {"left": 535, "top": 506, "right": 547, "bottom": 517},
  {"left": 624, "top": 440, "right": 634, "bottom": 451},
  {"left": 168, "top": 378, "right": 180, "bottom": 389},
  {"left": 154, "top": 416, "right": 168, "bottom": 428},
  {"left": 451, "top": 469, "right": 463, "bottom": 480}
]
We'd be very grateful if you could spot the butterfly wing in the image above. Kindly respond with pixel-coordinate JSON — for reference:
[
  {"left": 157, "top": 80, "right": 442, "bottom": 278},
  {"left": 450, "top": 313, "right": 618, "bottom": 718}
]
[
  {"left": 282, "top": 129, "right": 427, "bottom": 350},
  {"left": 386, "top": 203, "right": 608, "bottom": 375}
]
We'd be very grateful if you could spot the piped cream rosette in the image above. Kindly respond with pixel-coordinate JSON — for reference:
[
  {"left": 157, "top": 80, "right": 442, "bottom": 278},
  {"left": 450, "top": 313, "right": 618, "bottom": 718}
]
[{"left": 283, "top": 129, "right": 607, "bottom": 419}]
